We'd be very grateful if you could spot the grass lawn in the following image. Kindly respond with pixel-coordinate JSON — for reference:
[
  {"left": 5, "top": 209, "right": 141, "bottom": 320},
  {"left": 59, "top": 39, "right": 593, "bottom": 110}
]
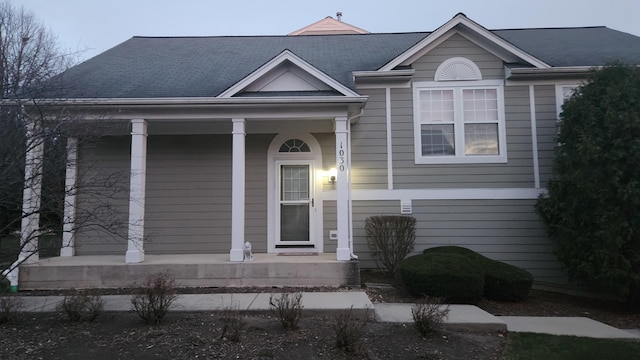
[{"left": 501, "top": 332, "right": 640, "bottom": 360}]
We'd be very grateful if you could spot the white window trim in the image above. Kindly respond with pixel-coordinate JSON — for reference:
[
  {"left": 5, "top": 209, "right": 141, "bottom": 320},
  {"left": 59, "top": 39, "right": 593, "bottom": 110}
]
[
  {"left": 413, "top": 79, "right": 508, "bottom": 164},
  {"left": 555, "top": 83, "right": 581, "bottom": 119}
]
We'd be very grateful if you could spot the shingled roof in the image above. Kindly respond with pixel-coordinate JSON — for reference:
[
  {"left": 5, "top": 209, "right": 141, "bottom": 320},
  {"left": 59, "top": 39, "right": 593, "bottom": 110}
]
[{"left": 55, "top": 26, "right": 640, "bottom": 99}]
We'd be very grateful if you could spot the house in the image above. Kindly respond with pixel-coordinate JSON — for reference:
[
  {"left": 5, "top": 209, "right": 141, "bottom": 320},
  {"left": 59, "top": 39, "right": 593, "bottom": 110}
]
[{"left": 11, "top": 13, "right": 640, "bottom": 289}]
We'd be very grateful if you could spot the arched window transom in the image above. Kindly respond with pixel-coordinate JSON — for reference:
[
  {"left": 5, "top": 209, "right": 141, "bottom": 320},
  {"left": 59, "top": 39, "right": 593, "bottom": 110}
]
[
  {"left": 434, "top": 57, "right": 482, "bottom": 81},
  {"left": 279, "top": 139, "right": 310, "bottom": 153}
]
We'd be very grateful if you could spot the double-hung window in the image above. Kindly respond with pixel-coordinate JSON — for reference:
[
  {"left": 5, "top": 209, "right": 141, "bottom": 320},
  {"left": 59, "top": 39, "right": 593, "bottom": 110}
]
[
  {"left": 413, "top": 80, "right": 507, "bottom": 164},
  {"left": 555, "top": 83, "right": 580, "bottom": 119}
]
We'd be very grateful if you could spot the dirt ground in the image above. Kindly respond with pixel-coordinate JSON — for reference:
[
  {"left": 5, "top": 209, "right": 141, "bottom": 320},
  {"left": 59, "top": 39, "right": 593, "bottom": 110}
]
[
  {"left": 1, "top": 311, "right": 503, "bottom": 360},
  {"left": 2, "top": 271, "right": 639, "bottom": 359}
]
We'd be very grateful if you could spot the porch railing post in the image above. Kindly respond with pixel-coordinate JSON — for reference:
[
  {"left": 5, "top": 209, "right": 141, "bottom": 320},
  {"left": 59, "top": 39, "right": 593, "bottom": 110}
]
[
  {"left": 60, "top": 137, "right": 78, "bottom": 257},
  {"left": 335, "top": 116, "right": 351, "bottom": 261},
  {"left": 125, "top": 119, "right": 147, "bottom": 263},
  {"left": 19, "top": 118, "right": 44, "bottom": 264},
  {"left": 230, "top": 118, "right": 246, "bottom": 261}
]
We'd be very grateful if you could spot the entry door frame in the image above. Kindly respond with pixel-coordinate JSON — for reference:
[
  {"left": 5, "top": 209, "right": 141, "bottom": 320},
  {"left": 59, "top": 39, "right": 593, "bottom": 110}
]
[
  {"left": 267, "top": 133, "right": 323, "bottom": 254},
  {"left": 275, "top": 160, "right": 314, "bottom": 246}
]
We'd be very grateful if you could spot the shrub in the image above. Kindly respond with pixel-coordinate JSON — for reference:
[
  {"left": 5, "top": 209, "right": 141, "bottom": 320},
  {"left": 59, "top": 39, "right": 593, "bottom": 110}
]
[
  {"left": 484, "top": 260, "right": 533, "bottom": 301},
  {"left": 411, "top": 296, "right": 450, "bottom": 336},
  {"left": 423, "top": 246, "right": 533, "bottom": 301},
  {"left": 334, "top": 307, "right": 370, "bottom": 354},
  {"left": 365, "top": 215, "right": 416, "bottom": 275},
  {"left": 130, "top": 272, "right": 178, "bottom": 324},
  {"left": 269, "top": 292, "right": 303, "bottom": 330},
  {"left": 58, "top": 293, "right": 104, "bottom": 322},
  {"left": 399, "top": 252, "right": 485, "bottom": 304},
  {"left": 423, "top": 245, "right": 482, "bottom": 259},
  {"left": 535, "top": 63, "right": 640, "bottom": 300},
  {"left": 219, "top": 306, "right": 244, "bottom": 342},
  {"left": 0, "top": 277, "right": 10, "bottom": 294},
  {"left": 0, "top": 295, "right": 23, "bottom": 324}
]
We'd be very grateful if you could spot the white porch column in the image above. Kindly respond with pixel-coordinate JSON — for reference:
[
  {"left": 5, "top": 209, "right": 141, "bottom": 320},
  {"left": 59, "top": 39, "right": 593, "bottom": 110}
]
[
  {"left": 19, "top": 120, "right": 44, "bottom": 264},
  {"left": 335, "top": 116, "right": 351, "bottom": 261},
  {"left": 60, "top": 137, "right": 78, "bottom": 257},
  {"left": 230, "top": 118, "right": 246, "bottom": 262},
  {"left": 125, "top": 119, "right": 147, "bottom": 263}
]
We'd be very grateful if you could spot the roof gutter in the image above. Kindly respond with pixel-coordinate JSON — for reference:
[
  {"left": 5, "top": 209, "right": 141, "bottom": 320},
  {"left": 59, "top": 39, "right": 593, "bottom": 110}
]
[
  {"left": 505, "top": 66, "right": 599, "bottom": 80},
  {"left": 352, "top": 69, "right": 415, "bottom": 79}
]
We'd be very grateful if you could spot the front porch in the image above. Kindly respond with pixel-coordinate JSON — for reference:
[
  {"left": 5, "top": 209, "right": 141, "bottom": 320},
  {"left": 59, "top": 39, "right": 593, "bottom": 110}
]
[{"left": 18, "top": 253, "right": 360, "bottom": 290}]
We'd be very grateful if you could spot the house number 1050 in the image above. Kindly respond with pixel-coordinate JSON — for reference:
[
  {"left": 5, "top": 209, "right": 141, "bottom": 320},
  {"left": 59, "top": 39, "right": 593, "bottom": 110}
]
[{"left": 339, "top": 142, "right": 345, "bottom": 172}]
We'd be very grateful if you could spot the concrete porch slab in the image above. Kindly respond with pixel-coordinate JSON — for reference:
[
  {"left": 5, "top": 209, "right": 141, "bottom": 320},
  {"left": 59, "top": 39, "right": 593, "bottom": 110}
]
[{"left": 18, "top": 254, "right": 360, "bottom": 290}]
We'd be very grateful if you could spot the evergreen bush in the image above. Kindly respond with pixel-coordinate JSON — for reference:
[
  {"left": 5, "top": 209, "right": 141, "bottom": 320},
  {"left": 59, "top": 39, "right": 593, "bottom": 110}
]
[
  {"left": 398, "top": 252, "right": 485, "bottom": 304},
  {"left": 535, "top": 63, "right": 640, "bottom": 300}
]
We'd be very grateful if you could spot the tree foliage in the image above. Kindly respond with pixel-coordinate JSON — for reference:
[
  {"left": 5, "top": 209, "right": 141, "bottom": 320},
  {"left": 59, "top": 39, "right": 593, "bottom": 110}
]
[
  {"left": 0, "top": 1, "right": 127, "bottom": 281},
  {"left": 535, "top": 63, "right": 640, "bottom": 299}
]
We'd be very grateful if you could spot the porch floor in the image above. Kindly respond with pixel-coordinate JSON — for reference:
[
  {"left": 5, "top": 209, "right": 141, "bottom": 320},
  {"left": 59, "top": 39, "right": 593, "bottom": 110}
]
[{"left": 18, "top": 253, "right": 360, "bottom": 290}]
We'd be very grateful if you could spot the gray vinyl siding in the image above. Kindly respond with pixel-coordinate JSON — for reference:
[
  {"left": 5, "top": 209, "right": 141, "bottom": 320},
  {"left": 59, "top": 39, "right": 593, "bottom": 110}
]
[
  {"left": 352, "top": 199, "right": 567, "bottom": 284},
  {"left": 76, "top": 134, "right": 273, "bottom": 255},
  {"left": 245, "top": 135, "right": 272, "bottom": 252},
  {"left": 412, "top": 33, "right": 504, "bottom": 80},
  {"left": 389, "top": 82, "right": 535, "bottom": 188},
  {"left": 322, "top": 200, "right": 337, "bottom": 253},
  {"left": 351, "top": 88, "right": 388, "bottom": 189},
  {"left": 75, "top": 137, "right": 130, "bottom": 255},
  {"left": 143, "top": 135, "right": 231, "bottom": 254},
  {"left": 144, "top": 134, "right": 274, "bottom": 254},
  {"left": 535, "top": 85, "right": 558, "bottom": 186}
]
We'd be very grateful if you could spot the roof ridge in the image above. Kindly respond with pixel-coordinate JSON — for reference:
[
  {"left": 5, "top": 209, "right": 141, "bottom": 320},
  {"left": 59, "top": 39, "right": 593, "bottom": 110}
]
[
  {"left": 492, "top": 26, "right": 608, "bottom": 31},
  {"left": 129, "top": 31, "right": 432, "bottom": 40}
]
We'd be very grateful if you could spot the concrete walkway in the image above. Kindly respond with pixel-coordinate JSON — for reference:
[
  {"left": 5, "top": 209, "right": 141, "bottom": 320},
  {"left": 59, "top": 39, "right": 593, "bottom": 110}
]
[{"left": 12, "top": 291, "right": 640, "bottom": 339}]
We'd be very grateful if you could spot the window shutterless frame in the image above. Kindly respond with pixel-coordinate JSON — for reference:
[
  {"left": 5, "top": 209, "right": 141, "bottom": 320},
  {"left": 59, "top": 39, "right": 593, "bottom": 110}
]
[{"left": 413, "top": 79, "right": 508, "bottom": 164}]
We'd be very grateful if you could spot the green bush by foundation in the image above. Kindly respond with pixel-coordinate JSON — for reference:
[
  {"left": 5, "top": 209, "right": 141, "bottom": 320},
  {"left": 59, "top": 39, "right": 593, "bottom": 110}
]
[
  {"left": 398, "top": 252, "right": 485, "bottom": 304},
  {"left": 416, "top": 246, "right": 533, "bottom": 301}
]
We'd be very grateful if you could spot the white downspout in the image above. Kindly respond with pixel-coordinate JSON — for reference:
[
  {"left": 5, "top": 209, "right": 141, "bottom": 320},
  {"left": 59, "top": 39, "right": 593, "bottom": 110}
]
[{"left": 347, "top": 108, "right": 365, "bottom": 259}]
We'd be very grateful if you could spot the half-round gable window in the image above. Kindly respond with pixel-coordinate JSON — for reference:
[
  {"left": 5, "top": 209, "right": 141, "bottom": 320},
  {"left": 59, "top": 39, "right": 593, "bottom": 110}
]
[
  {"left": 434, "top": 57, "right": 482, "bottom": 81},
  {"left": 279, "top": 139, "right": 311, "bottom": 153}
]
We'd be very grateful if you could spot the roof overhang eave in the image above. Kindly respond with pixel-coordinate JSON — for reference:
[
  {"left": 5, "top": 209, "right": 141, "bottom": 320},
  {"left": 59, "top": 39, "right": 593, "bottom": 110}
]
[{"left": 10, "top": 95, "right": 369, "bottom": 108}]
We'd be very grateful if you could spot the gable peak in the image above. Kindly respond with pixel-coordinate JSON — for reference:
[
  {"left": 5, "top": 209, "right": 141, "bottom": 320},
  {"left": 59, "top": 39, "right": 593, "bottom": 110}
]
[{"left": 289, "top": 13, "right": 369, "bottom": 35}]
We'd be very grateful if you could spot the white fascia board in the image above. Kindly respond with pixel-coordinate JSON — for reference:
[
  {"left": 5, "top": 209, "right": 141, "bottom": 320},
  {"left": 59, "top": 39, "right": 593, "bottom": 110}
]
[
  {"left": 321, "top": 188, "right": 546, "bottom": 201},
  {"left": 22, "top": 96, "right": 369, "bottom": 107},
  {"left": 380, "top": 14, "right": 550, "bottom": 71},
  {"left": 218, "top": 49, "right": 361, "bottom": 98}
]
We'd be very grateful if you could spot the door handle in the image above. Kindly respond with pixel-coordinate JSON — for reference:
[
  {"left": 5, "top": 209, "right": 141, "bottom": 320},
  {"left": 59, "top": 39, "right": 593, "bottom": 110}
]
[{"left": 311, "top": 198, "right": 314, "bottom": 207}]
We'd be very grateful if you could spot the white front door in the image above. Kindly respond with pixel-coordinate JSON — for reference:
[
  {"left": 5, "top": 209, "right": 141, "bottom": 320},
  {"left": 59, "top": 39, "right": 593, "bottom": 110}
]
[{"left": 276, "top": 161, "right": 314, "bottom": 246}]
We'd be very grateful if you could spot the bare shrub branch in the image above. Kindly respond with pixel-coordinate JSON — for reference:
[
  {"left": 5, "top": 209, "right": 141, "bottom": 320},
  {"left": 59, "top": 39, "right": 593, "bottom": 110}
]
[
  {"left": 268, "top": 292, "right": 303, "bottom": 330},
  {"left": 334, "top": 306, "right": 370, "bottom": 355},
  {"left": 130, "top": 272, "right": 179, "bottom": 324},
  {"left": 411, "top": 296, "right": 450, "bottom": 336},
  {"left": 365, "top": 215, "right": 416, "bottom": 275},
  {"left": 58, "top": 293, "right": 104, "bottom": 322}
]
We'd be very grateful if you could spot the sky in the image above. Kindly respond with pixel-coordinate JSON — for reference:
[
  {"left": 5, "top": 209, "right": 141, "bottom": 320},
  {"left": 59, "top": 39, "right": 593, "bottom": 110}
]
[{"left": 17, "top": 0, "right": 640, "bottom": 61}]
